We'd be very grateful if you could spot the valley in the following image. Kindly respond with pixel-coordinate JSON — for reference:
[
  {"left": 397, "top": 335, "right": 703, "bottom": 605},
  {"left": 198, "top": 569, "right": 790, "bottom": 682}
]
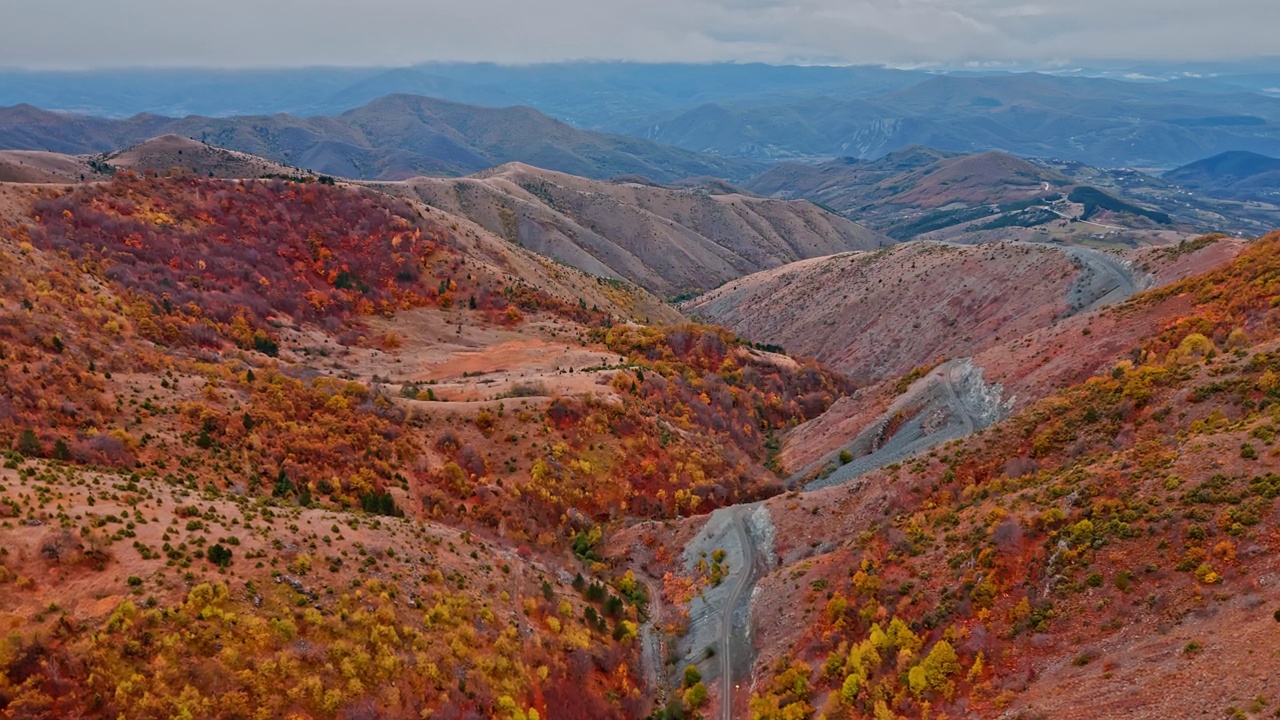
[{"left": 0, "top": 59, "right": 1278, "bottom": 720}]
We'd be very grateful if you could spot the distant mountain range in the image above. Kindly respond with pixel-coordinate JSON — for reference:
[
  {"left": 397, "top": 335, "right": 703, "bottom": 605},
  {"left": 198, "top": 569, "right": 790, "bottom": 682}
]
[
  {"left": 0, "top": 95, "right": 762, "bottom": 182},
  {"left": 5, "top": 63, "right": 1280, "bottom": 169},
  {"left": 640, "top": 73, "right": 1280, "bottom": 168},
  {"left": 0, "top": 63, "right": 929, "bottom": 125},
  {"left": 3, "top": 94, "right": 1276, "bottom": 243}
]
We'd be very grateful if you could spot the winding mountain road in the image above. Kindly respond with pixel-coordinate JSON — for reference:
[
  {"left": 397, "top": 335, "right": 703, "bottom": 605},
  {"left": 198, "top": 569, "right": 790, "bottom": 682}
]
[
  {"left": 638, "top": 576, "right": 669, "bottom": 709},
  {"left": 1061, "top": 245, "right": 1144, "bottom": 314},
  {"left": 719, "top": 508, "right": 756, "bottom": 720},
  {"left": 690, "top": 243, "right": 1149, "bottom": 718}
]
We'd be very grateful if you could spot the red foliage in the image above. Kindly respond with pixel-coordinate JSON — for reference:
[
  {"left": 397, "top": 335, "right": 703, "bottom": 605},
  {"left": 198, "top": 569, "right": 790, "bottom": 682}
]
[{"left": 26, "top": 174, "right": 452, "bottom": 349}]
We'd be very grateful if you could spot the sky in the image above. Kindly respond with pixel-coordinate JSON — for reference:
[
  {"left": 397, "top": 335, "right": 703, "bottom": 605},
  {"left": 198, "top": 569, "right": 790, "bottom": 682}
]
[{"left": 2, "top": 0, "right": 1279, "bottom": 69}]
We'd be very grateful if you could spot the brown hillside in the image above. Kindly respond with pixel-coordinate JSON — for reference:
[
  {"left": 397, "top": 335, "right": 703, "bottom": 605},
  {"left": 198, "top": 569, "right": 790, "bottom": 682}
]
[
  {"left": 104, "top": 134, "right": 306, "bottom": 178},
  {"left": 380, "top": 163, "right": 891, "bottom": 298},
  {"left": 878, "top": 151, "right": 1069, "bottom": 209},
  {"left": 684, "top": 242, "right": 1085, "bottom": 385},
  {"left": 0, "top": 150, "right": 107, "bottom": 183}
]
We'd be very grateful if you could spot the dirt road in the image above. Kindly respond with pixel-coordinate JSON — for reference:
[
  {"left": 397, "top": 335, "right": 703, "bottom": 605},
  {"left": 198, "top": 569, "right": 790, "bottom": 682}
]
[
  {"left": 638, "top": 575, "right": 669, "bottom": 709},
  {"left": 719, "top": 508, "right": 755, "bottom": 720},
  {"left": 799, "top": 358, "right": 1007, "bottom": 491},
  {"left": 1061, "top": 245, "right": 1146, "bottom": 314}
]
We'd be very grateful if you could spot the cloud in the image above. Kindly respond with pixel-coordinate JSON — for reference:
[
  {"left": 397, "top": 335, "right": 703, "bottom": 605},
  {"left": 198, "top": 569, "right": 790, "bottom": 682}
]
[{"left": 1, "top": 0, "right": 1278, "bottom": 68}]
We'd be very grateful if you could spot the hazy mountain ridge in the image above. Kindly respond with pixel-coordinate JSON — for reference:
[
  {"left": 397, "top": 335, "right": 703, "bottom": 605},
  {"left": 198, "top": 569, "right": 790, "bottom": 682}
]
[
  {"left": 643, "top": 72, "right": 1280, "bottom": 168},
  {"left": 0, "top": 95, "right": 763, "bottom": 182},
  {"left": 6, "top": 63, "right": 1280, "bottom": 170}
]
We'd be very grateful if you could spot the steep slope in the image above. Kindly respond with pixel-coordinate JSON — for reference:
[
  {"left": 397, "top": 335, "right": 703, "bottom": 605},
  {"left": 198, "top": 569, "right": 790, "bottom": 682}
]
[
  {"left": 683, "top": 241, "right": 1144, "bottom": 385},
  {"left": 623, "top": 232, "right": 1276, "bottom": 720},
  {"left": 380, "top": 163, "right": 891, "bottom": 298},
  {"left": 0, "top": 97, "right": 763, "bottom": 182},
  {"left": 1164, "top": 150, "right": 1280, "bottom": 202},
  {"left": 685, "top": 238, "right": 1244, "bottom": 482}
]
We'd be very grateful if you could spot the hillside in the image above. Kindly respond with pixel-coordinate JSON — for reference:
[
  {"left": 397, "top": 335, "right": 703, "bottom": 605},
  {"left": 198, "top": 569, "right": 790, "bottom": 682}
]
[
  {"left": 0, "top": 96, "right": 763, "bottom": 182},
  {"left": 379, "top": 163, "right": 890, "bottom": 298},
  {"left": 0, "top": 166, "right": 878, "bottom": 718},
  {"left": 683, "top": 242, "right": 1138, "bottom": 385},
  {"left": 684, "top": 237, "right": 1248, "bottom": 479},
  {"left": 620, "top": 232, "right": 1277, "bottom": 719},
  {"left": 0, "top": 149, "right": 108, "bottom": 183},
  {"left": 743, "top": 146, "right": 956, "bottom": 201},
  {"left": 0, "top": 146, "right": 1276, "bottom": 720},
  {"left": 1164, "top": 150, "right": 1280, "bottom": 202},
  {"left": 0, "top": 140, "right": 883, "bottom": 299},
  {"left": 745, "top": 149, "right": 1263, "bottom": 244}
]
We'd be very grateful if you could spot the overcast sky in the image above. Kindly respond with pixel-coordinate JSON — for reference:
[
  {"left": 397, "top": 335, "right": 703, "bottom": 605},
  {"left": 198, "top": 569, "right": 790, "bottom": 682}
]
[{"left": 2, "top": 0, "right": 1278, "bottom": 69}]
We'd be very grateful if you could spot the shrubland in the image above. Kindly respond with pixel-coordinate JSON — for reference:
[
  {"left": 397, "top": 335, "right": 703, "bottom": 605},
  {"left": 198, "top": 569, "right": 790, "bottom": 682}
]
[{"left": 0, "top": 174, "right": 852, "bottom": 718}]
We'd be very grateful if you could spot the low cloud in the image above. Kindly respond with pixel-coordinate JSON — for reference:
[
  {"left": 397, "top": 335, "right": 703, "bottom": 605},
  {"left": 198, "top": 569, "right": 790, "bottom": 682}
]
[{"left": 2, "top": 0, "right": 1278, "bottom": 68}]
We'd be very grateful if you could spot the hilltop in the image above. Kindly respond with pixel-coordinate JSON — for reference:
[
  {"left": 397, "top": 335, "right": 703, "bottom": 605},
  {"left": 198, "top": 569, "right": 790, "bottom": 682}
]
[
  {"left": 100, "top": 134, "right": 306, "bottom": 178},
  {"left": 1164, "top": 150, "right": 1280, "bottom": 202},
  {"left": 0, "top": 149, "right": 109, "bottom": 183}
]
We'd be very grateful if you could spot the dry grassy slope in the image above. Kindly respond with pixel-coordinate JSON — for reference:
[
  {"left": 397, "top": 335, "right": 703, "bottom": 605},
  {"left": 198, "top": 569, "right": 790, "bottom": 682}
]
[
  {"left": 378, "top": 163, "right": 891, "bottom": 298},
  {"left": 0, "top": 150, "right": 108, "bottom": 183},
  {"left": 877, "top": 151, "right": 1070, "bottom": 209},
  {"left": 408, "top": 197, "right": 685, "bottom": 326},
  {"left": 745, "top": 150, "right": 1064, "bottom": 215},
  {"left": 687, "top": 239, "right": 1243, "bottom": 388},
  {"left": 971, "top": 240, "right": 1249, "bottom": 401},
  {"left": 104, "top": 134, "right": 306, "bottom": 179},
  {"left": 685, "top": 242, "right": 1083, "bottom": 385},
  {"left": 744, "top": 146, "right": 955, "bottom": 200}
]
